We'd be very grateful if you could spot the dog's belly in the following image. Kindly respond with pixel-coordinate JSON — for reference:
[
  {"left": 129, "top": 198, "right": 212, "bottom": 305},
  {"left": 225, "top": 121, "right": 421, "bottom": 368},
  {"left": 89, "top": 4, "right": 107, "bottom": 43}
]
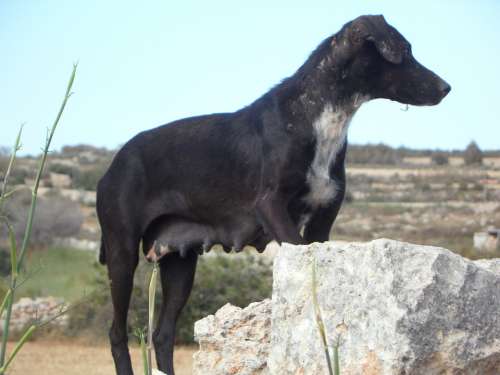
[{"left": 145, "top": 214, "right": 267, "bottom": 261}]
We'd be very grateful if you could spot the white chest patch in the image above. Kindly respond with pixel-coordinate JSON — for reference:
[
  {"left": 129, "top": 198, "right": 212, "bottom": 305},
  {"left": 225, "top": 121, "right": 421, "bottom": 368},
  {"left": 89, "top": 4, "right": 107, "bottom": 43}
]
[{"left": 304, "top": 104, "right": 353, "bottom": 208}]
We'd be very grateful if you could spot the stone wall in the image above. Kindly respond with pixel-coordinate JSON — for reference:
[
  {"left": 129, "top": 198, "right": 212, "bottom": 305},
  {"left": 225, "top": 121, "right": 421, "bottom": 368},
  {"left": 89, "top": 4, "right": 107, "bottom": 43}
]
[
  {"left": 0, "top": 297, "right": 68, "bottom": 333},
  {"left": 193, "top": 239, "right": 500, "bottom": 375}
]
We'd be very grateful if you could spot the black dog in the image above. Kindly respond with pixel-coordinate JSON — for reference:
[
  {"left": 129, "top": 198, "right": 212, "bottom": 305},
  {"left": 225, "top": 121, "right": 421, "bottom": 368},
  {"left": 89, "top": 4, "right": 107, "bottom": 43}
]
[{"left": 97, "top": 15, "right": 450, "bottom": 375}]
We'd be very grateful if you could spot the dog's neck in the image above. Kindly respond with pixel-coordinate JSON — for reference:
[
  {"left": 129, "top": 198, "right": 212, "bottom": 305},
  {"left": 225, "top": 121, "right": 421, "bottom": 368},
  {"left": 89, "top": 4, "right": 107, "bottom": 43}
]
[
  {"left": 272, "top": 29, "right": 369, "bottom": 120},
  {"left": 275, "top": 39, "right": 371, "bottom": 207},
  {"left": 276, "top": 40, "right": 370, "bottom": 125}
]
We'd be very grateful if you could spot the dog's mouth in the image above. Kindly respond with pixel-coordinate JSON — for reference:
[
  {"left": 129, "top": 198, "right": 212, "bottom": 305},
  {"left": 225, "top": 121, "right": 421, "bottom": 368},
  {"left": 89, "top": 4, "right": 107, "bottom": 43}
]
[
  {"left": 415, "top": 91, "right": 450, "bottom": 106},
  {"left": 393, "top": 83, "right": 451, "bottom": 107},
  {"left": 427, "top": 81, "right": 451, "bottom": 105}
]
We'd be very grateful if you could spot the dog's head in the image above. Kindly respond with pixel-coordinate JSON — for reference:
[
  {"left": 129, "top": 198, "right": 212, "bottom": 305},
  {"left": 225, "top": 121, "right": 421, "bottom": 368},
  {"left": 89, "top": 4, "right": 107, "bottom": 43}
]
[{"left": 331, "top": 15, "right": 450, "bottom": 106}]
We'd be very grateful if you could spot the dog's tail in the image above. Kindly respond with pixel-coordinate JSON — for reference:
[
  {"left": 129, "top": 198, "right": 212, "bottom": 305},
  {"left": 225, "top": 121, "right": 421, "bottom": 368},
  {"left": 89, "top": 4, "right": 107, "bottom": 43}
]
[{"left": 99, "top": 238, "right": 106, "bottom": 265}]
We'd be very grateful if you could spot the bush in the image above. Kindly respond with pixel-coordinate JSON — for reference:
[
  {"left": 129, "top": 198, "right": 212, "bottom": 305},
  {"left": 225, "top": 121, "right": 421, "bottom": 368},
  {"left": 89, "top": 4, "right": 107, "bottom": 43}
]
[
  {"left": 3, "top": 189, "right": 84, "bottom": 247},
  {"left": 9, "top": 168, "right": 31, "bottom": 185},
  {"left": 0, "top": 282, "right": 8, "bottom": 302},
  {"left": 48, "top": 159, "right": 112, "bottom": 191},
  {"left": 432, "top": 152, "right": 449, "bottom": 166},
  {"left": 60, "top": 144, "right": 111, "bottom": 159},
  {"left": 67, "top": 253, "right": 273, "bottom": 344},
  {"left": 65, "top": 262, "right": 110, "bottom": 337},
  {"left": 347, "top": 144, "right": 402, "bottom": 165},
  {"left": 72, "top": 164, "right": 109, "bottom": 191},
  {"left": 0, "top": 249, "right": 11, "bottom": 277},
  {"left": 176, "top": 253, "right": 272, "bottom": 343},
  {"left": 464, "top": 141, "right": 483, "bottom": 165},
  {"left": 48, "top": 163, "right": 78, "bottom": 177},
  {"left": 0, "top": 146, "right": 9, "bottom": 178},
  {"left": 0, "top": 148, "right": 33, "bottom": 185}
]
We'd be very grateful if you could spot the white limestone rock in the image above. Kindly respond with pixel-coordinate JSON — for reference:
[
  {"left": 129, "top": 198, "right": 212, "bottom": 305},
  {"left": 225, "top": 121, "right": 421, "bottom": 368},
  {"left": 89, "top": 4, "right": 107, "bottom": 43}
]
[
  {"left": 193, "top": 239, "right": 500, "bottom": 374},
  {"left": 193, "top": 299, "right": 271, "bottom": 375},
  {"left": 269, "top": 239, "right": 500, "bottom": 375}
]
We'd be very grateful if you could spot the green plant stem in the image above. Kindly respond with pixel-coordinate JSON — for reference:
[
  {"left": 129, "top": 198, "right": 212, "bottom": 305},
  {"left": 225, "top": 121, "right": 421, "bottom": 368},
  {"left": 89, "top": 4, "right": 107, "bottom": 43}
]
[
  {"left": 139, "top": 331, "right": 149, "bottom": 375},
  {"left": 0, "top": 126, "right": 23, "bottom": 212},
  {"left": 0, "top": 325, "right": 36, "bottom": 373},
  {"left": 0, "top": 64, "right": 77, "bottom": 369},
  {"left": 333, "top": 342, "right": 340, "bottom": 375},
  {"left": 17, "top": 64, "right": 77, "bottom": 269},
  {"left": 324, "top": 347, "right": 334, "bottom": 375},
  {"left": 0, "top": 290, "right": 11, "bottom": 320},
  {"left": 311, "top": 259, "right": 335, "bottom": 375},
  {"left": 6, "top": 223, "right": 18, "bottom": 279},
  {"left": 147, "top": 262, "right": 158, "bottom": 375}
]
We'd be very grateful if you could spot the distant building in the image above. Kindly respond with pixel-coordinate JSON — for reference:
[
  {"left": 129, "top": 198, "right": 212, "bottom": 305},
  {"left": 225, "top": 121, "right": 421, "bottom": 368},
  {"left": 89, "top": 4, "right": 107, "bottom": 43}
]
[{"left": 473, "top": 228, "right": 500, "bottom": 255}]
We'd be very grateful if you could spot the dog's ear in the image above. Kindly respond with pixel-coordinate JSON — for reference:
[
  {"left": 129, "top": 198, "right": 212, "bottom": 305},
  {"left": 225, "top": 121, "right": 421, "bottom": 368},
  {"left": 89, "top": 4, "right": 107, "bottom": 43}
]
[
  {"left": 366, "top": 34, "right": 404, "bottom": 64},
  {"left": 352, "top": 15, "right": 405, "bottom": 64}
]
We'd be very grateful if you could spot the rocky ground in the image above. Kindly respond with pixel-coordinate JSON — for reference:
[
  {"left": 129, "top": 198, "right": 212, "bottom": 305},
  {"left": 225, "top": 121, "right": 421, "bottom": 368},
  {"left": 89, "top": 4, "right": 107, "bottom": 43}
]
[
  {"left": 15, "top": 159, "right": 500, "bottom": 260},
  {"left": 334, "top": 161, "right": 500, "bottom": 259}
]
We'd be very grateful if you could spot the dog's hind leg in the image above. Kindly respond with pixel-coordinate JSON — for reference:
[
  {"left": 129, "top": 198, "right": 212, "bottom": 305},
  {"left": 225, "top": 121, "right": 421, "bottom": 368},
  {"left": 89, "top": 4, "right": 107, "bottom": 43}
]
[
  {"left": 106, "top": 232, "right": 140, "bottom": 375},
  {"left": 154, "top": 251, "right": 198, "bottom": 375}
]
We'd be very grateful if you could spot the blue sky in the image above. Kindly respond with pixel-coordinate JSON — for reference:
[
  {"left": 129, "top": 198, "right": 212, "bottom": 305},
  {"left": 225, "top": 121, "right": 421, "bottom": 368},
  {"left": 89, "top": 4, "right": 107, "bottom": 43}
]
[{"left": 1, "top": 1, "right": 499, "bottom": 155}]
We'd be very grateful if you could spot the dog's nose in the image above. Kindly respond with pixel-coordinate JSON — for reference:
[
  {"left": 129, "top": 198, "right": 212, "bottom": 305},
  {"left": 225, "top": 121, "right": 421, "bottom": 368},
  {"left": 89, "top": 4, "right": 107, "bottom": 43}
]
[{"left": 439, "top": 80, "right": 451, "bottom": 96}]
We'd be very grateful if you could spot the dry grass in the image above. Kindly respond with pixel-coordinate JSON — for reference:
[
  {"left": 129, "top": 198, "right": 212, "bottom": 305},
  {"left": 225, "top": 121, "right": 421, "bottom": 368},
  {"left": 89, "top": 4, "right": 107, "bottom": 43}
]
[{"left": 7, "top": 340, "right": 195, "bottom": 375}]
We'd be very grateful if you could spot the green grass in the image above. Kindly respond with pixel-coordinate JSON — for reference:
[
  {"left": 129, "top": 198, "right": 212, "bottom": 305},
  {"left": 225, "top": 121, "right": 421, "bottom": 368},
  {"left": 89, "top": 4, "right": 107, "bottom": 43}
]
[{"left": 15, "top": 247, "right": 100, "bottom": 303}]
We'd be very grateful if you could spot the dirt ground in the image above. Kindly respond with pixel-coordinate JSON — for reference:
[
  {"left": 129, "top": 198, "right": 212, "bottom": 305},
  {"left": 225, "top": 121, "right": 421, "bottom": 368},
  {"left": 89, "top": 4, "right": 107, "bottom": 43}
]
[{"left": 7, "top": 340, "right": 195, "bottom": 375}]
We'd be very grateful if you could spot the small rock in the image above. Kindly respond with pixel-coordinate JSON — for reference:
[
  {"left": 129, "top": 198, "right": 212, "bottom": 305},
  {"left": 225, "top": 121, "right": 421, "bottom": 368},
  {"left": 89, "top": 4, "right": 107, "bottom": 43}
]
[{"left": 193, "top": 299, "right": 271, "bottom": 375}]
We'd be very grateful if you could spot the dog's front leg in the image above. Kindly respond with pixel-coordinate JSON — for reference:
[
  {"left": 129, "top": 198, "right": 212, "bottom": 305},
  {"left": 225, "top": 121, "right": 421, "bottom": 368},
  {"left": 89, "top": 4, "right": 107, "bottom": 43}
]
[
  {"left": 304, "top": 163, "right": 346, "bottom": 243},
  {"left": 256, "top": 192, "right": 305, "bottom": 245}
]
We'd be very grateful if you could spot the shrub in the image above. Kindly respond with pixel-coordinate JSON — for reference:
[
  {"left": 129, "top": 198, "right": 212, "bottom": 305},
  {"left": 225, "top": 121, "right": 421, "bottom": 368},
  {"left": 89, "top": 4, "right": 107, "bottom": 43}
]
[
  {"left": 72, "top": 160, "right": 111, "bottom": 191},
  {"left": 67, "top": 252, "right": 273, "bottom": 344},
  {"left": 464, "top": 141, "right": 483, "bottom": 165},
  {"left": 3, "top": 189, "right": 84, "bottom": 247},
  {"left": 176, "top": 253, "right": 272, "bottom": 343},
  {"left": 48, "top": 159, "right": 112, "bottom": 191},
  {"left": 347, "top": 143, "right": 402, "bottom": 165},
  {"left": 48, "top": 163, "right": 78, "bottom": 177},
  {"left": 0, "top": 250, "right": 11, "bottom": 277},
  {"left": 60, "top": 144, "right": 111, "bottom": 159},
  {"left": 344, "top": 190, "right": 353, "bottom": 204},
  {"left": 432, "top": 152, "right": 449, "bottom": 166},
  {"left": 0, "top": 147, "right": 9, "bottom": 178},
  {"left": 65, "top": 262, "right": 110, "bottom": 337},
  {"left": 7, "top": 168, "right": 31, "bottom": 186},
  {"left": 0, "top": 282, "right": 8, "bottom": 303}
]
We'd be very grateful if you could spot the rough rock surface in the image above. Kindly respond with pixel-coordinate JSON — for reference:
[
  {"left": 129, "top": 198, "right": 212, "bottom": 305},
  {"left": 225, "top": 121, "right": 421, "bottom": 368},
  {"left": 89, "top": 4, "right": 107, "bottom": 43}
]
[
  {"left": 193, "top": 300, "right": 271, "bottom": 375},
  {"left": 269, "top": 239, "right": 500, "bottom": 375},
  {"left": 193, "top": 239, "right": 500, "bottom": 375}
]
